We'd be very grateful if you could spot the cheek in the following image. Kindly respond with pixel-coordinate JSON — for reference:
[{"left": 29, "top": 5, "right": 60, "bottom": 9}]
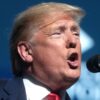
[
  {"left": 33, "top": 45, "right": 64, "bottom": 70},
  {"left": 78, "top": 43, "right": 82, "bottom": 65},
  {"left": 77, "top": 41, "right": 81, "bottom": 52}
]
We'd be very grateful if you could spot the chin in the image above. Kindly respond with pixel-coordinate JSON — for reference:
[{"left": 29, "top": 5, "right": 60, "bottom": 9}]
[
  {"left": 70, "top": 74, "right": 80, "bottom": 83},
  {"left": 57, "top": 76, "right": 79, "bottom": 90},
  {"left": 70, "top": 69, "right": 81, "bottom": 79},
  {"left": 59, "top": 78, "right": 78, "bottom": 90}
]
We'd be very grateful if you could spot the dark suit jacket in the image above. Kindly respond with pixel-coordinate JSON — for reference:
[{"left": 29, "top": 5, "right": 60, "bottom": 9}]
[
  {"left": 0, "top": 78, "right": 27, "bottom": 100},
  {"left": 0, "top": 78, "right": 70, "bottom": 100}
]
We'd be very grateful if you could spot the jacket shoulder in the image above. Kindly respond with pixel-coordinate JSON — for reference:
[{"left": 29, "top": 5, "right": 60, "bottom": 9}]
[
  {"left": 0, "top": 79, "right": 8, "bottom": 100},
  {"left": 0, "top": 79, "right": 8, "bottom": 88},
  {"left": 0, "top": 78, "right": 26, "bottom": 100}
]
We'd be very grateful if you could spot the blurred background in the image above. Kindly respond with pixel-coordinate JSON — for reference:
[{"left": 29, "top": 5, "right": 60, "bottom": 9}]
[{"left": 0, "top": 0, "right": 100, "bottom": 99}]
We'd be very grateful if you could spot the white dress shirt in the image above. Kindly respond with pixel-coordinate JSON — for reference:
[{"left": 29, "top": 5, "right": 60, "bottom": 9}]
[{"left": 23, "top": 78, "right": 50, "bottom": 100}]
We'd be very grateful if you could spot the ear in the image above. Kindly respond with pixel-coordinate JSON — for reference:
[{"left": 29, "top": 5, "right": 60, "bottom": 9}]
[{"left": 17, "top": 41, "right": 33, "bottom": 63}]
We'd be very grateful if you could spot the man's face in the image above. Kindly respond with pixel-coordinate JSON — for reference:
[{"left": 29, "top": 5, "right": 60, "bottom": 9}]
[{"left": 31, "top": 15, "right": 81, "bottom": 90}]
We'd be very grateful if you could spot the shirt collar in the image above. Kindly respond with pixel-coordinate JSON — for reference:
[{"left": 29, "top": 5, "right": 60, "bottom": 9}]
[{"left": 23, "top": 78, "right": 50, "bottom": 100}]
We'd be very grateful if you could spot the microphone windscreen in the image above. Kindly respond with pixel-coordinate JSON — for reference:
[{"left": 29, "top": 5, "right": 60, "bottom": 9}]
[{"left": 86, "top": 55, "right": 100, "bottom": 73}]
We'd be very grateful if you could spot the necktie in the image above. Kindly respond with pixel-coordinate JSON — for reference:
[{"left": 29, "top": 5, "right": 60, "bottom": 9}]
[{"left": 46, "top": 93, "right": 61, "bottom": 100}]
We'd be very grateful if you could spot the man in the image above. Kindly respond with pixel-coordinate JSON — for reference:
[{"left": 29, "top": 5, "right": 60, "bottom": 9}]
[{"left": 0, "top": 2, "right": 85, "bottom": 100}]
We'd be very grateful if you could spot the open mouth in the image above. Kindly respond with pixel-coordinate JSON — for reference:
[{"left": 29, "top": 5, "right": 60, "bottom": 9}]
[{"left": 67, "top": 52, "right": 79, "bottom": 69}]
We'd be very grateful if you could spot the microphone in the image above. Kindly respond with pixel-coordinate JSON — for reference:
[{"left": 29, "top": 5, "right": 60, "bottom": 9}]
[{"left": 86, "top": 54, "right": 100, "bottom": 73}]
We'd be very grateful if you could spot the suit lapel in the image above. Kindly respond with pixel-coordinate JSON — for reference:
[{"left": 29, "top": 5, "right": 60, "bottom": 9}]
[
  {"left": 3, "top": 77, "right": 27, "bottom": 100},
  {"left": 65, "top": 92, "right": 70, "bottom": 100}
]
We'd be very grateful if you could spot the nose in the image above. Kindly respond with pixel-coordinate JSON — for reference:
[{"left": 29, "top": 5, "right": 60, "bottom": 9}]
[
  {"left": 69, "top": 39, "right": 76, "bottom": 48},
  {"left": 66, "top": 35, "right": 77, "bottom": 48}
]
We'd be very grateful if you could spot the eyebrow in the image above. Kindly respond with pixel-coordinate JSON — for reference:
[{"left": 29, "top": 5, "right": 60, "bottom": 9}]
[
  {"left": 71, "top": 25, "right": 80, "bottom": 31},
  {"left": 58, "top": 25, "right": 66, "bottom": 32},
  {"left": 52, "top": 25, "right": 67, "bottom": 32}
]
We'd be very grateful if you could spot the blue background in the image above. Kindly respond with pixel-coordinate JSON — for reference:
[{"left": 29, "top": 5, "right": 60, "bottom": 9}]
[{"left": 0, "top": 0, "right": 100, "bottom": 100}]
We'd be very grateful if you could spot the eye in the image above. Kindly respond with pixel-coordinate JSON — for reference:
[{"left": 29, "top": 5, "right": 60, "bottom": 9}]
[
  {"left": 74, "top": 32, "right": 80, "bottom": 37},
  {"left": 71, "top": 26, "right": 80, "bottom": 37},
  {"left": 53, "top": 32, "right": 61, "bottom": 35},
  {"left": 51, "top": 32, "right": 62, "bottom": 38}
]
